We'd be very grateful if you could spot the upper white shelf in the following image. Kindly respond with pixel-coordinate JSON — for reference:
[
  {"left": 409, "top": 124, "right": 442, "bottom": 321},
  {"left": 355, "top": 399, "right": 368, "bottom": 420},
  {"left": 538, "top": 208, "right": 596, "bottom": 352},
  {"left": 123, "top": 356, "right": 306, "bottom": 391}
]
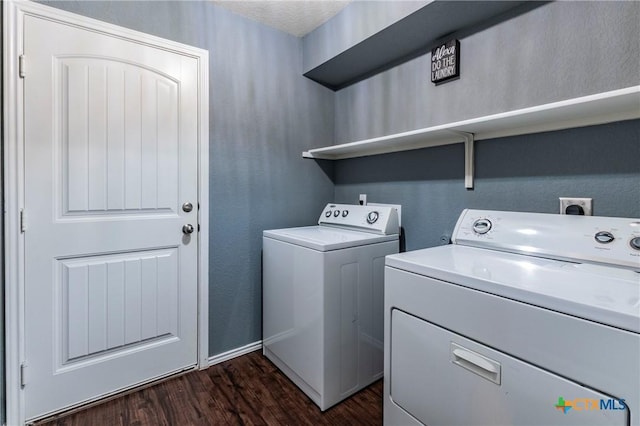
[{"left": 302, "top": 86, "right": 640, "bottom": 160}]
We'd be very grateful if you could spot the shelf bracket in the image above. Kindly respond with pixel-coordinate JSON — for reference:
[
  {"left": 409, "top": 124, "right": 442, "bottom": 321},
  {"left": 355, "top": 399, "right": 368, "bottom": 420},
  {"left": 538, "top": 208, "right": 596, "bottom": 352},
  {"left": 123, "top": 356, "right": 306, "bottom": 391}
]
[{"left": 449, "top": 131, "right": 475, "bottom": 189}]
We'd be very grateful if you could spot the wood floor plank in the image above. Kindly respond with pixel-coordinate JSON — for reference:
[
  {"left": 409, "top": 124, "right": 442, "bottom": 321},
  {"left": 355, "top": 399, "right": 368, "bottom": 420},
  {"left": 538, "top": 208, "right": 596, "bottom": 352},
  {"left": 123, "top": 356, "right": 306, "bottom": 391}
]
[{"left": 36, "top": 351, "right": 383, "bottom": 426}]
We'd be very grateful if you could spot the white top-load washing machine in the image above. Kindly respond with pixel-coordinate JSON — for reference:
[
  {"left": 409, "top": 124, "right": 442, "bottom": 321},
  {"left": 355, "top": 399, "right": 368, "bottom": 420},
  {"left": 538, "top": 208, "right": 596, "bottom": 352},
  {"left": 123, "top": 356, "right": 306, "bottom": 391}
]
[
  {"left": 263, "top": 203, "right": 399, "bottom": 411},
  {"left": 384, "top": 209, "right": 640, "bottom": 426}
]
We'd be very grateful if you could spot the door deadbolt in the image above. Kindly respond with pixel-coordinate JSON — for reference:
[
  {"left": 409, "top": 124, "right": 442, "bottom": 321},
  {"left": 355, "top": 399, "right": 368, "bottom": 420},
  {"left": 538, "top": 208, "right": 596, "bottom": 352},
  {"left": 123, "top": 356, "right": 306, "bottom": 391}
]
[
  {"left": 182, "top": 202, "right": 194, "bottom": 213},
  {"left": 182, "top": 224, "right": 195, "bottom": 234}
]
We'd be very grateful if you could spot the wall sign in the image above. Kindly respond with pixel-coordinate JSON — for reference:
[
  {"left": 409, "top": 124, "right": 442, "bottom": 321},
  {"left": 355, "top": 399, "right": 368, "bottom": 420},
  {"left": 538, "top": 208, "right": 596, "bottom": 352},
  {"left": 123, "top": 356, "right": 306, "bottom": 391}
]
[{"left": 431, "top": 39, "right": 460, "bottom": 84}]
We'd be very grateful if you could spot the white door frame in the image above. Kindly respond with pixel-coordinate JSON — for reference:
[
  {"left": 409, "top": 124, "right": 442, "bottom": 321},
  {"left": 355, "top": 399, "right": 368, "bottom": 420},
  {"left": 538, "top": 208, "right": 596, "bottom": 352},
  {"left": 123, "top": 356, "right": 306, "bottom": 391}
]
[{"left": 3, "top": 1, "right": 210, "bottom": 424}]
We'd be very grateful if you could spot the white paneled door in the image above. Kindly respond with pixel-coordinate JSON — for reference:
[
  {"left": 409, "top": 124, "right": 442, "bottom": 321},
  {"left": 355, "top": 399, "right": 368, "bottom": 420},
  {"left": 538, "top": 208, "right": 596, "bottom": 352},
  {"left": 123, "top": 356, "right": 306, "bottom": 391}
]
[{"left": 23, "top": 14, "right": 200, "bottom": 420}]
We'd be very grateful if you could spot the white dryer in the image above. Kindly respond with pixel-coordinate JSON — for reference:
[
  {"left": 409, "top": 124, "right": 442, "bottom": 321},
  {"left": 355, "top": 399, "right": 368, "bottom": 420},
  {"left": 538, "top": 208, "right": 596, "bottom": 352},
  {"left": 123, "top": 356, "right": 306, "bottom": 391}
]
[
  {"left": 384, "top": 209, "right": 640, "bottom": 426},
  {"left": 263, "top": 203, "right": 399, "bottom": 411}
]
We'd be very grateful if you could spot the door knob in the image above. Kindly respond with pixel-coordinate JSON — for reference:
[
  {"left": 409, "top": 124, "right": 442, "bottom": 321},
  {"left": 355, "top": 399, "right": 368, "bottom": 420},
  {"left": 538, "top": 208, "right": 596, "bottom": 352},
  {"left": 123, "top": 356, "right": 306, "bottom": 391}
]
[
  {"left": 182, "top": 224, "right": 195, "bottom": 234},
  {"left": 182, "top": 202, "right": 193, "bottom": 213}
]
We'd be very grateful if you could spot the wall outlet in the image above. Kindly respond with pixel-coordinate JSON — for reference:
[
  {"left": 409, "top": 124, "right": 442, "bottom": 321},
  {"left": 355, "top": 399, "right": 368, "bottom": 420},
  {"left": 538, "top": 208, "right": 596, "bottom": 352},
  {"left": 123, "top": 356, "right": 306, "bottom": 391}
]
[
  {"left": 359, "top": 194, "right": 367, "bottom": 206},
  {"left": 559, "top": 197, "right": 592, "bottom": 215}
]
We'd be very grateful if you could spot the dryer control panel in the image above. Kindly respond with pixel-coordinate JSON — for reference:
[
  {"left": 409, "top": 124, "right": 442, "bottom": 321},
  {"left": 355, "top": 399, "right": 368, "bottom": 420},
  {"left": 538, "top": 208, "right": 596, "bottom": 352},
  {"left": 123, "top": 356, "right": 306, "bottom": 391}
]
[
  {"left": 453, "top": 209, "right": 640, "bottom": 271},
  {"left": 319, "top": 203, "right": 400, "bottom": 235}
]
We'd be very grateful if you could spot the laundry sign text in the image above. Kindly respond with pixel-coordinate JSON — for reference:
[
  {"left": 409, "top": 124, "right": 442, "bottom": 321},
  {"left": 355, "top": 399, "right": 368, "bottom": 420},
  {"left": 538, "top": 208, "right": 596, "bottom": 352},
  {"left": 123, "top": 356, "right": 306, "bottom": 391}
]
[{"left": 431, "top": 39, "right": 460, "bottom": 84}]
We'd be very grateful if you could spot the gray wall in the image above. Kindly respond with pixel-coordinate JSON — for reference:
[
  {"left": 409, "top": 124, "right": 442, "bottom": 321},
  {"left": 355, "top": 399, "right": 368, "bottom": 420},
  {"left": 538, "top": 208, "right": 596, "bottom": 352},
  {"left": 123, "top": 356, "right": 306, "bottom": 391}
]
[
  {"left": 335, "top": 120, "right": 640, "bottom": 250},
  {"left": 39, "top": 0, "right": 335, "bottom": 356},
  {"left": 302, "top": 0, "right": 428, "bottom": 73},
  {"left": 335, "top": 1, "right": 640, "bottom": 142},
  {"left": 332, "top": 1, "right": 640, "bottom": 250}
]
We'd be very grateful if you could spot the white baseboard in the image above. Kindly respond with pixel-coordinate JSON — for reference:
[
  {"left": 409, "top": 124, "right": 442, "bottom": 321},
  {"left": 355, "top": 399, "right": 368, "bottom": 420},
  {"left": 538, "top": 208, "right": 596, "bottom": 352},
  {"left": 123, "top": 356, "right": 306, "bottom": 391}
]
[{"left": 207, "top": 340, "right": 263, "bottom": 367}]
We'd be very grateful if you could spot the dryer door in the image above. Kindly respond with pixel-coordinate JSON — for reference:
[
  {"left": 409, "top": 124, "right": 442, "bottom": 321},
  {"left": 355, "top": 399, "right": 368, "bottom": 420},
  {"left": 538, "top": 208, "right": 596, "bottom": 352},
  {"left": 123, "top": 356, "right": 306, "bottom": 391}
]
[{"left": 389, "top": 309, "right": 628, "bottom": 426}]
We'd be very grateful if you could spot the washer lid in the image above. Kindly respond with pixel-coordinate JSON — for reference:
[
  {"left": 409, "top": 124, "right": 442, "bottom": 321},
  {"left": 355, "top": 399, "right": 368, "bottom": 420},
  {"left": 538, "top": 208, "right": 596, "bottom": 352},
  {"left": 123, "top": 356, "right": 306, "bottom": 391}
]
[
  {"left": 386, "top": 245, "right": 640, "bottom": 333},
  {"left": 264, "top": 226, "right": 398, "bottom": 251}
]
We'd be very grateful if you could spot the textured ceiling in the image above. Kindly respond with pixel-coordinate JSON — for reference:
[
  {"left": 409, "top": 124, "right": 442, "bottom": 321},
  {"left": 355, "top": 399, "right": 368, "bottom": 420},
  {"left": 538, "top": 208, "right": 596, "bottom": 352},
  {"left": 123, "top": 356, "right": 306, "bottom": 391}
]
[{"left": 212, "top": 0, "right": 352, "bottom": 37}]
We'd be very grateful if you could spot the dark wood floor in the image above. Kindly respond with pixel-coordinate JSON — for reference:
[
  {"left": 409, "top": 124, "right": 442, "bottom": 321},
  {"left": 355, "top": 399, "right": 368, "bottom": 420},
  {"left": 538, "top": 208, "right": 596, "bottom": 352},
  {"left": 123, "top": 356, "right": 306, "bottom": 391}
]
[{"left": 37, "top": 350, "right": 383, "bottom": 426}]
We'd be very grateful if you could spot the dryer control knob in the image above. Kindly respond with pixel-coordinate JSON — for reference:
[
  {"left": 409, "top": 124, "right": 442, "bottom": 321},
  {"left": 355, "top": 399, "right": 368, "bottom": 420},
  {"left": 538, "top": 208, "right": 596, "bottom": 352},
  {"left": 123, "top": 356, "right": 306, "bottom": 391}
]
[
  {"left": 594, "top": 231, "right": 615, "bottom": 244},
  {"left": 334, "top": 210, "right": 340, "bottom": 217},
  {"left": 367, "top": 211, "right": 379, "bottom": 224},
  {"left": 630, "top": 237, "right": 640, "bottom": 251},
  {"left": 472, "top": 218, "right": 492, "bottom": 235},
  {"left": 325, "top": 211, "right": 332, "bottom": 217}
]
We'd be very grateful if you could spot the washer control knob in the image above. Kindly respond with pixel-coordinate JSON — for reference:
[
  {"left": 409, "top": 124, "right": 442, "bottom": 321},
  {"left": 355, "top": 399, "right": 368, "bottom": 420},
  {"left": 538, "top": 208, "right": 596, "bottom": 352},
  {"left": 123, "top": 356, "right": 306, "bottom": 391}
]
[
  {"left": 325, "top": 210, "right": 332, "bottom": 218},
  {"left": 367, "top": 211, "right": 379, "bottom": 224},
  {"left": 594, "top": 231, "right": 615, "bottom": 244},
  {"left": 630, "top": 237, "right": 640, "bottom": 251},
  {"left": 342, "top": 210, "right": 349, "bottom": 217},
  {"left": 472, "top": 218, "right": 492, "bottom": 235},
  {"left": 334, "top": 210, "right": 340, "bottom": 217}
]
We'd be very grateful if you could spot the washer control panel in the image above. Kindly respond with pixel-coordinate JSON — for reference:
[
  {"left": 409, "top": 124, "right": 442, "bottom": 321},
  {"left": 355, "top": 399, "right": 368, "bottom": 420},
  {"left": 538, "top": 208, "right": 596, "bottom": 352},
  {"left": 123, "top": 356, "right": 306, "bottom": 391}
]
[
  {"left": 453, "top": 209, "right": 640, "bottom": 271},
  {"left": 319, "top": 203, "right": 399, "bottom": 235}
]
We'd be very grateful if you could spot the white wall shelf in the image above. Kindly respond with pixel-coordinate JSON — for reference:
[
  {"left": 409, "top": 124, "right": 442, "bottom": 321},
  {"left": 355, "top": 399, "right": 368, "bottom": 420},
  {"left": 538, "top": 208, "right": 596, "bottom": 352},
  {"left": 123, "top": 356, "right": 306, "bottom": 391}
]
[{"left": 302, "top": 86, "right": 640, "bottom": 188}]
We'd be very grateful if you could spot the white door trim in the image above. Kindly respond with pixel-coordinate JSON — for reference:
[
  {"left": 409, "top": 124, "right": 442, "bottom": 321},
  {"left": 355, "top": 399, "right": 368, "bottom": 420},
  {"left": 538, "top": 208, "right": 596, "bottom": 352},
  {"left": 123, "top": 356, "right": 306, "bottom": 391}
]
[{"left": 3, "top": 1, "right": 209, "bottom": 424}]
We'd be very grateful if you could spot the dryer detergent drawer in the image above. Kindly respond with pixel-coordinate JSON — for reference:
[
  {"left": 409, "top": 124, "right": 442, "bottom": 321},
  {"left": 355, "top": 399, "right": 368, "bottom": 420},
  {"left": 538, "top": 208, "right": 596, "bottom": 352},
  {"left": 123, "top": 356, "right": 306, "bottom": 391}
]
[{"left": 390, "top": 309, "right": 627, "bottom": 426}]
